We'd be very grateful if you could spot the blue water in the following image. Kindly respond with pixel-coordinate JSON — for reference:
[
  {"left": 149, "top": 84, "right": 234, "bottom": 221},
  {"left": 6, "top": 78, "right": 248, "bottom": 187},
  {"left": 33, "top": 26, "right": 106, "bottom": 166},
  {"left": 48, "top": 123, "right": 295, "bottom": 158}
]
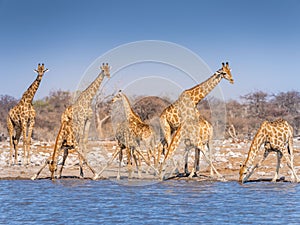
[{"left": 0, "top": 179, "right": 299, "bottom": 224}]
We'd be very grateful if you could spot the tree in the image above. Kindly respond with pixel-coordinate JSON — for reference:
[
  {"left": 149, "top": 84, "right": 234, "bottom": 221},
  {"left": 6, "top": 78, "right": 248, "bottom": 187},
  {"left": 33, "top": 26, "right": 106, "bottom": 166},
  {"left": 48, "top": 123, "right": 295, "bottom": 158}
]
[
  {"left": 0, "top": 95, "right": 18, "bottom": 136},
  {"left": 241, "top": 91, "right": 269, "bottom": 119}
]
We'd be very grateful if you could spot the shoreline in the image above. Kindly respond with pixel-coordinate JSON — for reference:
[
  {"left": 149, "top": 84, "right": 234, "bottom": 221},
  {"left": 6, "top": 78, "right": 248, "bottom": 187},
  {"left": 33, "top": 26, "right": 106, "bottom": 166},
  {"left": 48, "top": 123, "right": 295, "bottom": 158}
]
[{"left": 0, "top": 139, "right": 299, "bottom": 183}]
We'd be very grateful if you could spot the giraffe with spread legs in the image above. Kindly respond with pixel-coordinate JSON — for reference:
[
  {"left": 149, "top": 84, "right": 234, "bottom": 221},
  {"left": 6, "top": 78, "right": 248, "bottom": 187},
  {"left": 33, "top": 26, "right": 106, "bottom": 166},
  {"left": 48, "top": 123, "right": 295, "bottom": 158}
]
[
  {"left": 160, "top": 62, "right": 234, "bottom": 149},
  {"left": 160, "top": 95, "right": 222, "bottom": 179},
  {"left": 239, "top": 118, "right": 299, "bottom": 183},
  {"left": 31, "top": 106, "right": 97, "bottom": 180},
  {"left": 93, "top": 90, "right": 159, "bottom": 180},
  {"left": 98, "top": 121, "right": 143, "bottom": 180},
  {"left": 7, "top": 63, "right": 48, "bottom": 165},
  {"left": 31, "top": 63, "right": 110, "bottom": 180}
]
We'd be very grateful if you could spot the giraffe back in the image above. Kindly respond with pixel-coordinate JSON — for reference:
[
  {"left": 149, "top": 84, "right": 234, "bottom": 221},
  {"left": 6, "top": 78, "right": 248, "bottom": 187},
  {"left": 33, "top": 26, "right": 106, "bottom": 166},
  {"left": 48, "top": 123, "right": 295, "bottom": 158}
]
[{"left": 264, "top": 118, "right": 293, "bottom": 150}]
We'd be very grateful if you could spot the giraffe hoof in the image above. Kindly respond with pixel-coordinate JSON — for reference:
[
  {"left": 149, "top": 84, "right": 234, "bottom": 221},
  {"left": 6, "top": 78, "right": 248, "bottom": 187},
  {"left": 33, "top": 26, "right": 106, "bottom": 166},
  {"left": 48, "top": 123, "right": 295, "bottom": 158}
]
[
  {"left": 92, "top": 175, "right": 99, "bottom": 180},
  {"left": 188, "top": 172, "right": 197, "bottom": 178}
]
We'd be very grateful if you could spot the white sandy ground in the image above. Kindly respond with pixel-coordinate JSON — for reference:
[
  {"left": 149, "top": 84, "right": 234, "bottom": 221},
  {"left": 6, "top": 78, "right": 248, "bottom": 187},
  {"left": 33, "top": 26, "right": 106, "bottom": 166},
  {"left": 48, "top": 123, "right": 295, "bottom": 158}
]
[{"left": 0, "top": 139, "right": 299, "bottom": 182}]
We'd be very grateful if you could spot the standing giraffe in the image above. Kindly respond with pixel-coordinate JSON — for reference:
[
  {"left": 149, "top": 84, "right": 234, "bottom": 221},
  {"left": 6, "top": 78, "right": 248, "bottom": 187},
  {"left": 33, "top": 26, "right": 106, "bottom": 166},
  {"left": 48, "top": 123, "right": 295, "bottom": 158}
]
[
  {"left": 239, "top": 118, "right": 299, "bottom": 183},
  {"left": 160, "top": 62, "right": 234, "bottom": 147},
  {"left": 160, "top": 95, "right": 222, "bottom": 179},
  {"left": 93, "top": 90, "right": 158, "bottom": 180},
  {"left": 31, "top": 63, "right": 110, "bottom": 180},
  {"left": 7, "top": 63, "right": 48, "bottom": 165}
]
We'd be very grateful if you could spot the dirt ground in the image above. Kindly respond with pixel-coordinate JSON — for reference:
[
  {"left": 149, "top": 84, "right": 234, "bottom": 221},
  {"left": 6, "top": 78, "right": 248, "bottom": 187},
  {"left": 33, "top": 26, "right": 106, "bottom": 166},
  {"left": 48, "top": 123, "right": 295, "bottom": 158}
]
[{"left": 0, "top": 138, "right": 300, "bottom": 183}]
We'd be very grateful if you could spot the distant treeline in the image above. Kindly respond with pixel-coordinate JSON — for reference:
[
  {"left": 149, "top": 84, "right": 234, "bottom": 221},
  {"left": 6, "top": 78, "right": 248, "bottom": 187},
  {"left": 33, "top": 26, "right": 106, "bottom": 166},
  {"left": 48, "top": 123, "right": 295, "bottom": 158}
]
[{"left": 0, "top": 90, "right": 299, "bottom": 142}]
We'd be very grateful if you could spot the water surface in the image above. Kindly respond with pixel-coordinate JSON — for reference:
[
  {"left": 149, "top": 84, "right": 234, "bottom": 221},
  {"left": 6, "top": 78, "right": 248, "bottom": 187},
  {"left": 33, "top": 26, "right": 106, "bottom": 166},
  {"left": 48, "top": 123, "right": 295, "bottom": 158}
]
[{"left": 0, "top": 179, "right": 299, "bottom": 224}]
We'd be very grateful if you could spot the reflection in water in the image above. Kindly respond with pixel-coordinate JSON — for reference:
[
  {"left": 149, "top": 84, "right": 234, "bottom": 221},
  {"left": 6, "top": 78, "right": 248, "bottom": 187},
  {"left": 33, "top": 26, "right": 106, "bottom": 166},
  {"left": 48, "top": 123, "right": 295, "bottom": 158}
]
[{"left": 0, "top": 180, "right": 300, "bottom": 224}]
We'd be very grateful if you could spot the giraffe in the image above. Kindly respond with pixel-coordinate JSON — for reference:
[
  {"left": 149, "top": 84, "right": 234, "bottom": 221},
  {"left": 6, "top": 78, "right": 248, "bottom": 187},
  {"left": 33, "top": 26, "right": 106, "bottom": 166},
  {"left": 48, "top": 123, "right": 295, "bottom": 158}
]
[
  {"left": 160, "top": 95, "right": 222, "bottom": 179},
  {"left": 31, "top": 106, "right": 97, "bottom": 180},
  {"left": 93, "top": 90, "right": 159, "bottom": 180},
  {"left": 7, "top": 63, "right": 48, "bottom": 165},
  {"left": 31, "top": 63, "right": 110, "bottom": 180},
  {"left": 239, "top": 118, "right": 299, "bottom": 183},
  {"left": 160, "top": 62, "right": 234, "bottom": 148},
  {"left": 95, "top": 121, "right": 143, "bottom": 180}
]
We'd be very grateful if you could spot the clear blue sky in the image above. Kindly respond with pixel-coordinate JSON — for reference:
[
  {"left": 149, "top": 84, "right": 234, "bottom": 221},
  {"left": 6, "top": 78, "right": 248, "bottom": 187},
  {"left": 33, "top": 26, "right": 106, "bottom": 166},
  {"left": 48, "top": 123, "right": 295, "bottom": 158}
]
[{"left": 0, "top": 0, "right": 299, "bottom": 100}]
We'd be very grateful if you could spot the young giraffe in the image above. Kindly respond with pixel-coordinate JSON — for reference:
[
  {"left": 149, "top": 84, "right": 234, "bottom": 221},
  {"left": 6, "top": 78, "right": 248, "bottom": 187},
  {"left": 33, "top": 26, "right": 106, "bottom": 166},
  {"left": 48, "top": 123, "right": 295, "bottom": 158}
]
[
  {"left": 239, "top": 118, "right": 299, "bottom": 183},
  {"left": 31, "top": 63, "right": 110, "bottom": 180},
  {"left": 93, "top": 91, "right": 158, "bottom": 180},
  {"left": 7, "top": 63, "right": 48, "bottom": 165},
  {"left": 160, "top": 62, "right": 234, "bottom": 148}
]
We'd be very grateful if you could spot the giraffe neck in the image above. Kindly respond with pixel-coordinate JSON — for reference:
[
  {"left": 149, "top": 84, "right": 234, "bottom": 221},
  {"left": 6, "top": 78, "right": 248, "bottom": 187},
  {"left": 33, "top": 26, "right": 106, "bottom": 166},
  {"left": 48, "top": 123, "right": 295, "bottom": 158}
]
[
  {"left": 20, "top": 74, "right": 43, "bottom": 104},
  {"left": 121, "top": 94, "right": 142, "bottom": 123},
  {"left": 244, "top": 125, "right": 267, "bottom": 169},
  {"left": 184, "top": 71, "right": 223, "bottom": 106},
  {"left": 75, "top": 71, "right": 105, "bottom": 106}
]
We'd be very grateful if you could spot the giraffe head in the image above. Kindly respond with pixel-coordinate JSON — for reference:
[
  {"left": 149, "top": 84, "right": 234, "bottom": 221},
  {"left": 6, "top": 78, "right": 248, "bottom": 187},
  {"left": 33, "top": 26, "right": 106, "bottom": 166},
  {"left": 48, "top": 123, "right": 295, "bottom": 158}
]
[
  {"left": 112, "top": 90, "right": 123, "bottom": 103},
  {"left": 34, "top": 63, "right": 48, "bottom": 76},
  {"left": 48, "top": 160, "right": 57, "bottom": 179},
  {"left": 239, "top": 163, "right": 253, "bottom": 183},
  {"left": 218, "top": 62, "right": 234, "bottom": 84},
  {"left": 100, "top": 63, "right": 111, "bottom": 78}
]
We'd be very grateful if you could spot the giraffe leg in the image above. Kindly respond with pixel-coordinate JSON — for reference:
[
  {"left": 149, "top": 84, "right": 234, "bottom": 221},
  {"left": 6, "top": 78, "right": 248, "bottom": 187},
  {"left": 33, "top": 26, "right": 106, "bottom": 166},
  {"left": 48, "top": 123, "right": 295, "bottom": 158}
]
[
  {"left": 26, "top": 118, "right": 35, "bottom": 166},
  {"left": 127, "top": 147, "right": 133, "bottom": 179},
  {"left": 134, "top": 147, "right": 159, "bottom": 176},
  {"left": 159, "top": 126, "right": 182, "bottom": 177},
  {"left": 22, "top": 124, "right": 28, "bottom": 166},
  {"left": 82, "top": 119, "right": 91, "bottom": 156},
  {"left": 93, "top": 147, "right": 122, "bottom": 180},
  {"left": 282, "top": 149, "right": 299, "bottom": 182},
  {"left": 133, "top": 150, "right": 141, "bottom": 178},
  {"left": 7, "top": 116, "right": 14, "bottom": 165},
  {"left": 75, "top": 148, "right": 97, "bottom": 178},
  {"left": 286, "top": 138, "right": 299, "bottom": 182},
  {"left": 183, "top": 138, "right": 193, "bottom": 175},
  {"left": 31, "top": 157, "right": 51, "bottom": 180},
  {"left": 189, "top": 147, "right": 200, "bottom": 178},
  {"left": 78, "top": 154, "right": 85, "bottom": 178},
  {"left": 76, "top": 119, "right": 91, "bottom": 177},
  {"left": 57, "top": 148, "right": 69, "bottom": 179},
  {"left": 12, "top": 126, "right": 22, "bottom": 165},
  {"left": 117, "top": 147, "right": 123, "bottom": 180},
  {"left": 160, "top": 116, "right": 172, "bottom": 147},
  {"left": 199, "top": 147, "right": 224, "bottom": 180},
  {"left": 207, "top": 142, "right": 214, "bottom": 177},
  {"left": 272, "top": 151, "right": 282, "bottom": 182},
  {"left": 156, "top": 143, "right": 164, "bottom": 168},
  {"left": 244, "top": 149, "right": 271, "bottom": 182},
  {"left": 195, "top": 148, "right": 200, "bottom": 172},
  {"left": 184, "top": 148, "right": 189, "bottom": 175}
]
